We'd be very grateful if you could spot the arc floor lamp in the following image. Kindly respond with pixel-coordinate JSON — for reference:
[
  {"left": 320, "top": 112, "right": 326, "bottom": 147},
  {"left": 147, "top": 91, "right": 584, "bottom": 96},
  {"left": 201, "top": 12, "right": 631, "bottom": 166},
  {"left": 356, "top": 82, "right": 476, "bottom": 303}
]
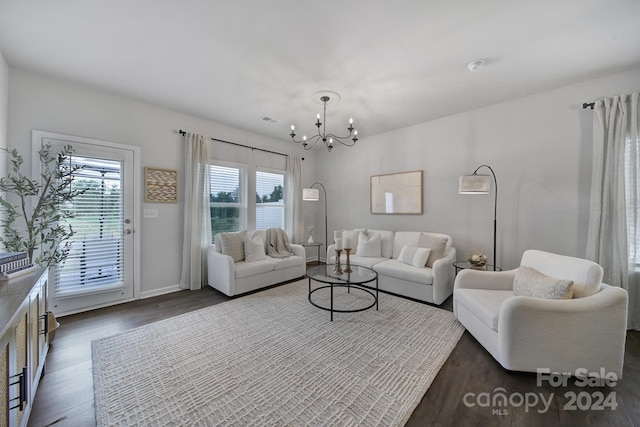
[
  {"left": 459, "top": 165, "right": 498, "bottom": 270},
  {"left": 302, "top": 182, "right": 327, "bottom": 255}
]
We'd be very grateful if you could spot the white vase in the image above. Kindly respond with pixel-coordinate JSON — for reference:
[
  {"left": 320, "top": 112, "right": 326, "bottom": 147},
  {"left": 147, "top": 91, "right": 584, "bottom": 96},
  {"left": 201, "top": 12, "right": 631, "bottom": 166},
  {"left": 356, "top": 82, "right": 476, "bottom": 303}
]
[{"left": 307, "top": 235, "right": 313, "bottom": 244}]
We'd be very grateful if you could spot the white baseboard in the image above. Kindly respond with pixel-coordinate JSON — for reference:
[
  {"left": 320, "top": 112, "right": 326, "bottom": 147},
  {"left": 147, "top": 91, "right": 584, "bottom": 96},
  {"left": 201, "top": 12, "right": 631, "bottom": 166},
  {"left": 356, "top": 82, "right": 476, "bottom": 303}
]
[{"left": 140, "top": 284, "right": 182, "bottom": 299}]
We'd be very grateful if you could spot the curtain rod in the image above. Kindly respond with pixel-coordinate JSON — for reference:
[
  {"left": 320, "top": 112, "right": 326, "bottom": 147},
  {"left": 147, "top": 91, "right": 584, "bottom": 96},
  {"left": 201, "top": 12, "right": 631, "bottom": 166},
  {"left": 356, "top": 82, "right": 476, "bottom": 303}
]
[
  {"left": 582, "top": 102, "right": 595, "bottom": 110},
  {"left": 179, "top": 129, "right": 288, "bottom": 158}
]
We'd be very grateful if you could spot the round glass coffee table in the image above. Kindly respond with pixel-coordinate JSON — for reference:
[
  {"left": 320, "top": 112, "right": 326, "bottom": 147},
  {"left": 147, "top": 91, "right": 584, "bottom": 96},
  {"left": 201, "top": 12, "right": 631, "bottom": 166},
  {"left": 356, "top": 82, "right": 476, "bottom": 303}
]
[{"left": 306, "top": 264, "right": 378, "bottom": 321}]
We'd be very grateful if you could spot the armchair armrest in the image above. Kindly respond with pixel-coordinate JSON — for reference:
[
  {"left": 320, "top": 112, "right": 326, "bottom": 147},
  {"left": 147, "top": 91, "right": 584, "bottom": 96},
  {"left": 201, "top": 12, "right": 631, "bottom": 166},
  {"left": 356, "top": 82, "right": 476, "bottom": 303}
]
[
  {"left": 207, "top": 246, "right": 235, "bottom": 295},
  {"left": 499, "top": 285, "right": 628, "bottom": 377},
  {"left": 431, "top": 247, "right": 457, "bottom": 305},
  {"left": 454, "top": 268, "right": 517, "bottom": 291}
]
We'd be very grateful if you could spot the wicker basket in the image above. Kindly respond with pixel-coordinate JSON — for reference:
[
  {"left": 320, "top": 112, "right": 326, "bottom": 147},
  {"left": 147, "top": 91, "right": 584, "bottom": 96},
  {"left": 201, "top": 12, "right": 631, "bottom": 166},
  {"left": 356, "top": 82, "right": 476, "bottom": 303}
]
[{"left": 47, "top": 311, "right": 60, "bottom": 342}]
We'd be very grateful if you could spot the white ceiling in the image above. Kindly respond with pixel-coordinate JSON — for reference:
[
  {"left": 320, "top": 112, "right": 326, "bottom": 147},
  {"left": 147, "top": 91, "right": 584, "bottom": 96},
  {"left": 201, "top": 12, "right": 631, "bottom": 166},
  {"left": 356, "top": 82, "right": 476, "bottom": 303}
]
[{"left": 1, "top": 0, "right": 640, "bottom": 145}]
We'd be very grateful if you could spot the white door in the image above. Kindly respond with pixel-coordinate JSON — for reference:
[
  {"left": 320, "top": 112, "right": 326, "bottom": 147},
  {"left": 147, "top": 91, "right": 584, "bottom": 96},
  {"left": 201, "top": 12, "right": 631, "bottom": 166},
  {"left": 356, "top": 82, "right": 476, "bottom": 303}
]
[{"left": 32, "top": 131, "right": 140, "bottom": 316}]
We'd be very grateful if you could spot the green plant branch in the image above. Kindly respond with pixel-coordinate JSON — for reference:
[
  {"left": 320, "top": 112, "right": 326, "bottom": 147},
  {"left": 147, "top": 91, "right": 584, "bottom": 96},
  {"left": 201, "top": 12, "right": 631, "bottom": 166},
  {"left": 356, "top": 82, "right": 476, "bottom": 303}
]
[{"left": 0, "top": 143, "right": 86, "bottom": 266}]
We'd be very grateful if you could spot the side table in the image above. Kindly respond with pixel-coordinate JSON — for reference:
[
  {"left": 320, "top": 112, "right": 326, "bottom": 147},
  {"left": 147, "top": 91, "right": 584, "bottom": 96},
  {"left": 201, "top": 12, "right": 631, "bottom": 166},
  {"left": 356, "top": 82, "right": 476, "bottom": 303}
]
[
  {"left": 453, "top": 261, "right": 502, "bottom": 276},
  {"left": 301, "top": 242, "right": 324, "bottom": 264}
]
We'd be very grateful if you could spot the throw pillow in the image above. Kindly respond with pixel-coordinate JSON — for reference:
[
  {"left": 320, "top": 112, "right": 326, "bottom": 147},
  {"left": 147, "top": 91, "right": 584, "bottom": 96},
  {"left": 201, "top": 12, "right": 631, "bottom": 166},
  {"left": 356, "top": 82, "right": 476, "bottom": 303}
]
[
  {"left": 342, "top": 229, "right": 367, "bottom": 253},
  {"left": 513, "top": 265, "right": 574, "bottom": 300},
  {"left": 219, "top": 230, "right": 247, "bottom": 262},
  {"left": 398, "top": 245, "right": 432, "bottom": 268},
  {"left": 244, "top": 234, "right": 266, "bottom": 263},
  {"left": 357, "top": 232, "right": 381, "bottom": 257},
  {"left": 418, "top": 233, "right": 448, "bottom": 267},
  {"left": 341, "top": 230, "right": 358, "bottom": 252},
  {"left": 214, "top": 233, "right": 222, "bottom": 253}
]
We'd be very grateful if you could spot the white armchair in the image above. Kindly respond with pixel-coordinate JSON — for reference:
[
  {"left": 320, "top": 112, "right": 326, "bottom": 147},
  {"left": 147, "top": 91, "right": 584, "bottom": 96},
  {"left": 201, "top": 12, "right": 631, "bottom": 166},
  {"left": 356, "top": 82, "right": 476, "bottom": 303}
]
[{"left": 453, "top": 250, "right": 628, "bottom": 378}]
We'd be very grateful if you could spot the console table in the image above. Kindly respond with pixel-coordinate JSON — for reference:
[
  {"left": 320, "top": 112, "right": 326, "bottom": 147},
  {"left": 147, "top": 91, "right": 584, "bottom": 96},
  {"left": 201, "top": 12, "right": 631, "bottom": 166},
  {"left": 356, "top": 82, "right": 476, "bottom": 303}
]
[
  {"left": 0, "top": 268, "right": 49, "bottom": 427},
  {"left": 452, "top": 261, "right": 502, "bottom": 276},
  {"left": 301, "top": 242, "right": 323, "bottom": 264}
]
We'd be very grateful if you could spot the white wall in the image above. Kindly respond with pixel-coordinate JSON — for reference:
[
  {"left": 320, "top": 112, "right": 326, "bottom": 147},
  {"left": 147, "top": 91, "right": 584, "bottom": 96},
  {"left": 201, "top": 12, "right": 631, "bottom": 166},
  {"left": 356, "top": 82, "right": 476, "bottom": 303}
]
[
  {"left": 316, "top": 66, "right": 640, "bottom": 270},
  {"left": 0, "top": 52, "right": 8, "bottom": 245},
  {"left": 0, "top": 51, "right": 8, "bottom": 162},
  {"left": 6, "top": 64, "right": 640, "bottom": 297},
  {"left": 7, "top": 68, "right": 317, "bottom": 297}
]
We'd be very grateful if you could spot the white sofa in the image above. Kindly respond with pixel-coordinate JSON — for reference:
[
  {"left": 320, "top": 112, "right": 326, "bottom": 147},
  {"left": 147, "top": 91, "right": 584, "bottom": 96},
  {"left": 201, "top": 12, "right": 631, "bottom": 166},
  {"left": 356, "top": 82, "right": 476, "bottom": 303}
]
[
  {"left": 453, "top": 250, "right": 628, "bottom": 378},
  {"left": 327, "top": 230, "right": 456, "bottom": 305},
  {"left": 207, "top": 230, "right": 306, "bottom": 296}
]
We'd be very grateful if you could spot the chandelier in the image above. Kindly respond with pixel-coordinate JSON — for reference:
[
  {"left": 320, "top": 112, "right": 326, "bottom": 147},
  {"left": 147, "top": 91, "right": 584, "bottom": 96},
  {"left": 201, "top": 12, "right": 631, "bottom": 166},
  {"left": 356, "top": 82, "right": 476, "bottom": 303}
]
[{"left": 289, "top": 95, "right": 358, "bottom": 152}]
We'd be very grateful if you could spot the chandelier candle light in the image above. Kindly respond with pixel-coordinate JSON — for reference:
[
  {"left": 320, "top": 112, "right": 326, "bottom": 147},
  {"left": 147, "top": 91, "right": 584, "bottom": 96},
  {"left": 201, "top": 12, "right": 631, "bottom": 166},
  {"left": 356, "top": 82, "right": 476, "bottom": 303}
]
[{"left": 290, "top": 95, "right": 358, "bottom": 152}]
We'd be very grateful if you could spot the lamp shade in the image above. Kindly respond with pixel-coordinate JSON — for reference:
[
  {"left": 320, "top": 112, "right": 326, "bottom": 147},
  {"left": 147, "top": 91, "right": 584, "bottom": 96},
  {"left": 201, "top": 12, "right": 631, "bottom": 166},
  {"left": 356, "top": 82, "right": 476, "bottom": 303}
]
[
  {"left": 459, "top": 174, "right": 491, "bottom": 194},
  {"left": 303, "top": 188, "right": 320, "bottom": 201}
]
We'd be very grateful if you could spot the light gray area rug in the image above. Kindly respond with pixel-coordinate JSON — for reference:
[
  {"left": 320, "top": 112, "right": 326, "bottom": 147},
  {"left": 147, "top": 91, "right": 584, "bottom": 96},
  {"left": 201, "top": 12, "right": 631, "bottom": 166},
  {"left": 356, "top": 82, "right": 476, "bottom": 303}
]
[{"left": 92, "top": 280, "right": 464, "bottom": 426}]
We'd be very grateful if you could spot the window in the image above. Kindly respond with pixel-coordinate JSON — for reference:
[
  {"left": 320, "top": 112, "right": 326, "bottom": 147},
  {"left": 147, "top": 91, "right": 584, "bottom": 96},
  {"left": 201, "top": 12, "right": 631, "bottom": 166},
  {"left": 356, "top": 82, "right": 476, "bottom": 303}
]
[
  {"left": 208, "top": 162, "right": 287, "bottom": 239},
  {"left": 624, "top": 95, "right": 640, "bottom": 264},
  {"left": 56, "top": 156, "right": 124, "bottom": 296},
  {"left": 256, "top": 169, "right": 285, "bottom": 229},
  {"left": 209, "top": 163, "right": 247, "bottom": 236},
  {"left": 626, "top": 132, "right": 640, "bottom": 263}
]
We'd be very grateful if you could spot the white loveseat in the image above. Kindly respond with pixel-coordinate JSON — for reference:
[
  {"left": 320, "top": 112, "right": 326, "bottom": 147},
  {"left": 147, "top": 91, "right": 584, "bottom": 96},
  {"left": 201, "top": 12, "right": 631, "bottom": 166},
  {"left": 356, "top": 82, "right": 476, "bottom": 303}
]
[
  {"left": 327, "top": 229, "right": 456, "bottom": 305},
  {"left": 453, "top": 250, "right": 628, "bottom": 378},
  {"left": 208, "top": 230, "right": 306, "bottom": 296}
]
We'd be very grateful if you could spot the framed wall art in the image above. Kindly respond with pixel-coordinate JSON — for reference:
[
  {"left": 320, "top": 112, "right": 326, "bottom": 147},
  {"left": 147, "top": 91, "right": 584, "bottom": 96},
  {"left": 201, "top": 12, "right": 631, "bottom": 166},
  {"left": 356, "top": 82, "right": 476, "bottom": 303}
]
[
  {"left": 370, "top": 170, "right": 423, "bottom": 214},
  {"left": 145, "top": 167, "right": 178, "bottom": 203}
]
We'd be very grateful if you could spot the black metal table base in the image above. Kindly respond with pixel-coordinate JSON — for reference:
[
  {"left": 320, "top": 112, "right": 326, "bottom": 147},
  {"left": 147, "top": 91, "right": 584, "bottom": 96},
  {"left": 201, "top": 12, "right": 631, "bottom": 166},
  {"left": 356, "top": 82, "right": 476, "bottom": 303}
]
[{"left": 308, "top": 279, "right": 379, "bottom": 321}]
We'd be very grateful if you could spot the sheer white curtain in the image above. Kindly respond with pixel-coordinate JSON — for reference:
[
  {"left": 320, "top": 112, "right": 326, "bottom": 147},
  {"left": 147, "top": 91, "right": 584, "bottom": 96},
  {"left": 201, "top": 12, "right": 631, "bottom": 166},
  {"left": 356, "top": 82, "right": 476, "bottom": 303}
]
[
  {"left": 285, "top": 156, "right": 304, "bottom": 243},
  {"left": 179, "top": 132, "right": 212, "bottom": 290},
  {"left": 586, "top": 93, "right": 640, "bottom": 330}
]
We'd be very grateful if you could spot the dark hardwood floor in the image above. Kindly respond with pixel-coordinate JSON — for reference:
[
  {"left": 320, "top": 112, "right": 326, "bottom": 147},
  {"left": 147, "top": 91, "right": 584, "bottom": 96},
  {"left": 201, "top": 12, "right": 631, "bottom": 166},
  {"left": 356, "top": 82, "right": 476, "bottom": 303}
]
[{"left": 28, "top": 274, "right": 639, "bottom": 427}]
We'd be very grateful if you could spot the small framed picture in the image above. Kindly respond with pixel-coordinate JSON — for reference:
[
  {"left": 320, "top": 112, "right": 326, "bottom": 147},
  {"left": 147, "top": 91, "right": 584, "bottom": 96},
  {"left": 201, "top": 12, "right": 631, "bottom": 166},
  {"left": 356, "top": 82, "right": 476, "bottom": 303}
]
[{"left": 145, "top": 167, "right": 178, "bottom": 203}]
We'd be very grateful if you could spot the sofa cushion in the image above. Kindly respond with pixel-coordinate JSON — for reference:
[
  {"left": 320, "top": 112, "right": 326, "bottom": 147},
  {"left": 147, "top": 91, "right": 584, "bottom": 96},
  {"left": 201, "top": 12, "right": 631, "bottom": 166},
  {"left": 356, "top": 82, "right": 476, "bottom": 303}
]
[
  {"left": 369, "top": 229, "right": 395, "bottom": 258},
  {"left": 330, "top": 254, "right": 388, "bottom": 268},
  {"left": 398, "top": 245, "right": 431, "bottom": 268},
  {"left": 357, "top": 232, "right": 382, "bottom": 257},
  {"left": 269, "top": 255, "right": 304, "bottom": 271},
  {"left": 244, "top": 234, "right": 267, "bottom": 262},
  {"left": 342, "top": 229, "right": 366, "bottom": 253},
  {"left": 251, "top": 229, "right": 269, "bottom": 253},
  {"left": 455, "top": 288, "right": 515, "bottom": 332},
  {"left": 219, "top": 230, "right": 248, "bottom": 262},
  {"left": 513, "top": 265, "right": 574, "bottom": 300},
  {"left": 234, "top": 259, "right": 274, "bottom": 279},
  {"left": 418, "top": 233, "right": 448, "bottom": 267},
  {"left": 214, "top": 233, "right": 222, "bottom": 253},
  {"left": 374, "top": 259, "right": 434, "bottom": 285}
]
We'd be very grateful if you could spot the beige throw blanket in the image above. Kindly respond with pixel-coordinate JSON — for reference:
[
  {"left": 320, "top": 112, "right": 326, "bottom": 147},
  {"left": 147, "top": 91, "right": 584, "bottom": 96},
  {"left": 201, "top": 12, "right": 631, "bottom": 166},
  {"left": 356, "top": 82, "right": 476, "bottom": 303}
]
[{"left": 266, "top": 227, "right": 294, "bottom": 258}]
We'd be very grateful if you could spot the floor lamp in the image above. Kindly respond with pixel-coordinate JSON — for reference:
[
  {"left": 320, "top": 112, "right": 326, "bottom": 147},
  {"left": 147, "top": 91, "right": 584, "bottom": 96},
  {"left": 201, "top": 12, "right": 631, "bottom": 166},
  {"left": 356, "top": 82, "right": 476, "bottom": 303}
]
[
  {"left": 303, "top": 182, "right": 327, "bottom": 260},
  {"left": 459, "top": 165, "right": 498, "bottom": 271}
]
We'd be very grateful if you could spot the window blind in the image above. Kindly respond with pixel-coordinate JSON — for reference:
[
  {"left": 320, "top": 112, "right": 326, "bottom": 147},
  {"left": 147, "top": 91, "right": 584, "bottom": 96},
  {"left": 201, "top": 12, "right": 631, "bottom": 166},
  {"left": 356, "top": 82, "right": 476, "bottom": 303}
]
[
  {"left": 55, "top": 156, "right": 124, "bottom": 297},
  {"left": 209, "top": 163, "right": 248, "bottom": 237},
  {"left": 256, "top": 169, "right": 285, "bottom": 230},
  {"left": 626, "top": 133, "right": 640, "bottom": 263}
]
